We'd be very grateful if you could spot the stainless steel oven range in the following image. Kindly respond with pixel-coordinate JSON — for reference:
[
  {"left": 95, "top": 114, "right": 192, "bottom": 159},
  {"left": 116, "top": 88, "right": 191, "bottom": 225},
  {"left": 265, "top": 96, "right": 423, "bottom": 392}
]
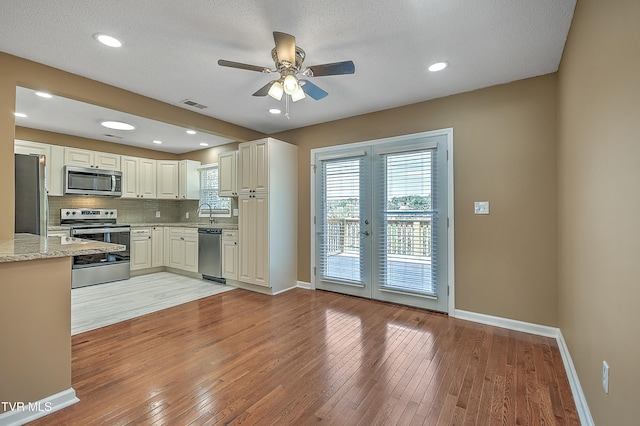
[{"left": 61, "top": 208, "right": 131, "bottom": 288}]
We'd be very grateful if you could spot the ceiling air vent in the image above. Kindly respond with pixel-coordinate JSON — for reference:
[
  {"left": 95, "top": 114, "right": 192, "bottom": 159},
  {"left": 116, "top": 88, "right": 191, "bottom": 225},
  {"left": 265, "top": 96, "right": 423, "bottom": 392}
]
[
  {"left": 103, "top": 134, "right": 124, "bottom": 139},
  {"left": 180, "top": 99, "right": 208, "bottom": 109}
]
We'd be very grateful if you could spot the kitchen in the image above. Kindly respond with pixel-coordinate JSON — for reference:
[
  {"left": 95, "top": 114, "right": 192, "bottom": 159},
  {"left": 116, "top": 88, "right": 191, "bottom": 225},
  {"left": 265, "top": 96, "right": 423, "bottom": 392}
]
[
  {"left": 3, "top": 68, "right": 299, "bottom": 422},
  {"left": 14, "top": 90, "right": 299, "bottom": 297}
]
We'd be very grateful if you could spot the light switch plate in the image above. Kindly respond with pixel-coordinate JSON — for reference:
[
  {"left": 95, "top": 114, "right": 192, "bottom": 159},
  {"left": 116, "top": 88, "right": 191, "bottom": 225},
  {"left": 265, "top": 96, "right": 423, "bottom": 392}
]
[
  {"left": 155, "top": 211, "right": 161, "bottom": 218},
  {"left": 185, "top": 212, "right": 189, "bottom": 219},
  {"left": 233, "top": 208, "right": 239, "bottom": 217},
  {"left": 474, "top": 201, "right": 490, "bottom": 215}
]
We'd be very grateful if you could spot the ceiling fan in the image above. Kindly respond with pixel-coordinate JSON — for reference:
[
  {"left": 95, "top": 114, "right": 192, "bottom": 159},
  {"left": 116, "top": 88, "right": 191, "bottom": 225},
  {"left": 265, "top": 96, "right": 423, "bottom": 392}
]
[{"left": 218, "top": 32, "right": 355, "bottom": 103}]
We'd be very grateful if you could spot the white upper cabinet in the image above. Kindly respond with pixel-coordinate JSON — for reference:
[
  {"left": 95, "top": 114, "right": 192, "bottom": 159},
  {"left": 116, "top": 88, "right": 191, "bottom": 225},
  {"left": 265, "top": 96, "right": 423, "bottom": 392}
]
[
  {"left": 218, "top": 151, "right": 237, "bottom": 197},
  {"left": 179, "top": 160, "right": 201, "bottom": 200},
  {"left": 156, "top": 160, "right": 180, "bottom": 199},
  {"left": 14, "top": 140, "right": 64, "bottom": 196},
  {"left": 64, "top": 147, "right": 120, "bottom": 170},
  {"left": 238, "top": 139, "right": 268, "bottom": 194},
  {"left": 121, "top": 156, "right": 157, "bottom": 198}
]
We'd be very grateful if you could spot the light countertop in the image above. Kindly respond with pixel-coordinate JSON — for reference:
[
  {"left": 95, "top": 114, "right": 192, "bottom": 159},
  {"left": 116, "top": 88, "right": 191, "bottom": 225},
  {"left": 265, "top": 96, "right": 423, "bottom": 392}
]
[
  {"left": 128, "top": 223, "right": 238, "bottom": 230},
  {"left": 0, "top": 234, "right": 126, "bottom": 263}
]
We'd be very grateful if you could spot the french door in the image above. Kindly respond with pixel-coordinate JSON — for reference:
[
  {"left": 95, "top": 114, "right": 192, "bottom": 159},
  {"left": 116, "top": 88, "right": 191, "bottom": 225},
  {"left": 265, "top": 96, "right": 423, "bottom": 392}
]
[{"left": 313, "top": 131, "right": 451, "bottom": 312}]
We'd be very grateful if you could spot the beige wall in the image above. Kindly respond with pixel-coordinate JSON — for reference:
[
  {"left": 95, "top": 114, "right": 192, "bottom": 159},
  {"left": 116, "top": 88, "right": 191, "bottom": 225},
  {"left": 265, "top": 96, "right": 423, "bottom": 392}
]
[
  {"left": 0, "top": 52, "right": 263, "bottom": 239},
  {"left": 275, "top": 74, "right": 559, "bottom": 326},
  {"left": 557, "top": 0, "right": 640, "bottom": 424},
  {"left": 0, "top": 258, "right": 72, "bottom": 412}
]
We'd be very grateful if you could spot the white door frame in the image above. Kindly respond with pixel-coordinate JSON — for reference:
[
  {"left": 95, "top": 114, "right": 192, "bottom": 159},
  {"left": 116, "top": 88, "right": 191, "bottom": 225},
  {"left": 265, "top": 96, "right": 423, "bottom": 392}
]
[{"left": 309, "top": 128, "right": 456, "bottom": 315}]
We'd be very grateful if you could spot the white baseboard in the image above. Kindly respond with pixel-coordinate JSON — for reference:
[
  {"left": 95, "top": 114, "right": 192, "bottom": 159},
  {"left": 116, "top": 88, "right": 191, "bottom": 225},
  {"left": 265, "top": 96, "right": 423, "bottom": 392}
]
[
  {"left": 556, "top": 330, "right": 594, "bottom": 426},
  {"left": 454, "top": 309, "right": 559, "bottom": 338},
  {"left": 296, "top": 281, "right": 311, "bottom": 290},
  {"left": 454, "top": 309, "right": 594, "bottom": 426},
  {"left": 0, "top": 387, "right": 79, "bottom": 426}
]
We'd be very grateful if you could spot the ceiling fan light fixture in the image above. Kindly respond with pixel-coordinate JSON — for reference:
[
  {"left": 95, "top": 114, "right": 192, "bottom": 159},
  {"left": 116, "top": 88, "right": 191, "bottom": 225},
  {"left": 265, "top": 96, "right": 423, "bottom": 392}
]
[
  {"left": 290, "top": 85, "right": 306, "bottom": 102},
  {"left": 283, "top": 75, "right": 298, "bottom": 95},
  {"left": 268, "top": 81, "right": 284, "bottom": 100}
]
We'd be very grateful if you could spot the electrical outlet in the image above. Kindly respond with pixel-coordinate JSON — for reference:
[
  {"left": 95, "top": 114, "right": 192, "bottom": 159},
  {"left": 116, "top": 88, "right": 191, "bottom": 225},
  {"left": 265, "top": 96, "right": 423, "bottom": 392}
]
[
  {"left": 185, "top": 212, "right": 189, "bottom": 219},
  {"left": 602, "top": 361, "right": 609, "bottom": 394},
  {"left": 474, "top": 201, "right": 490, "bottom": 215},
  {"left": 155, "top": 211, "right": 161, "bottom": 218}
]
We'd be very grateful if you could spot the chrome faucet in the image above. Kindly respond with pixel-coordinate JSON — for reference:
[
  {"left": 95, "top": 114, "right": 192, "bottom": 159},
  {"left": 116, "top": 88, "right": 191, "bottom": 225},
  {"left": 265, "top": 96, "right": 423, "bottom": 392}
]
[{"left": 197, "top": 203, "right": 215, "bottom": 224}]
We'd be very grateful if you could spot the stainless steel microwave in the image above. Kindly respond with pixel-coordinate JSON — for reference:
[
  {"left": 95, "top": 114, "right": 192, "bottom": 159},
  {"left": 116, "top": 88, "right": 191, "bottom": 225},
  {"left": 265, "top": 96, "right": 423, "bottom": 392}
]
[{"left": 64, "top": 166, "right": 122, "bottom": 197}]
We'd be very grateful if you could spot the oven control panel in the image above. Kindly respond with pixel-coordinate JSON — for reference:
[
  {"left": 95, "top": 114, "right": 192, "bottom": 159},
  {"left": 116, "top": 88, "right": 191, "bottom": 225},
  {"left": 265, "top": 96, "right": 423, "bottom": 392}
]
[{"left": 61, "top": 208, "right": 118, "bottom": 220}]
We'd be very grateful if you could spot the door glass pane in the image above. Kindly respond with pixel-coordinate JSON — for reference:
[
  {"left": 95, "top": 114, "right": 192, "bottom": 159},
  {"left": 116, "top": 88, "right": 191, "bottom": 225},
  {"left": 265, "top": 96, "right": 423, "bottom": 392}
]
[
  {"left": 379, "top": 149, "right": 437, "bottom": 295},
  {"left": 319, "top": 158, "right": 363, "bottom": 283}
]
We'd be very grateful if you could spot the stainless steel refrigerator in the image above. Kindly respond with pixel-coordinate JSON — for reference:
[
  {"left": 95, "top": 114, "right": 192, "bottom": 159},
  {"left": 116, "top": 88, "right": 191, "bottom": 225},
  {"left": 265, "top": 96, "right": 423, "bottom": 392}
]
[{"left": 15, "top": 153, "right": 48, "bottom": 236}]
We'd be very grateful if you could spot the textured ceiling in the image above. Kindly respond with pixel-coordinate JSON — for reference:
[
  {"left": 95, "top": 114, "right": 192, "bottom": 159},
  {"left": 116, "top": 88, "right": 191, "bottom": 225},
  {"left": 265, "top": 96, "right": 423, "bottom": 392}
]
[{"left": 1, "top": 0, "right": 576, "bottom": 148}]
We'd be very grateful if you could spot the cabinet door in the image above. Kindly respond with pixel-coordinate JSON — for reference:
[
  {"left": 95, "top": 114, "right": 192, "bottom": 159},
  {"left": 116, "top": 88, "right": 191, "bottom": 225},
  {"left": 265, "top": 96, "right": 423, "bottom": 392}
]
[
  {"left": 179, "top": 160, "right": 201, "bottom": 200},
  {"left": 183, "top": 232, "right": 198, "bottom": 273},
  {"left": 222, "top": 239, "right": 238, "bottom": 280},
  {"left": 14, "top": 140, "right": 50, "bottom": 158},
  {"left": 48, "top": 145, "right": 65, "bottom": 196},
  {"left": 156, "top": 160, "right": 179, "bottom": 199},
  {"left": 253, "top": 194, "right": 269, "bottom": 286},
  {"left": 131, "top": 230, "right": 152, "bottom": 270},
  {"left": 163, "top": 227, "right": 172, "bottom": 265},
  {"left": 237, "top": 143, "right": 253, "bottom": 194},
  {"left": 64, "top": 148, "right": 93, "bottom": 168},
  {"left": 238, "top": 196, "right": 253, "bottom": 282},
  {"left": 138, "top": 159, "right": 157, "bottom": 198},
  {"left": 218, "top": 151, "right": 237, "bottom": 197},
  {"left": 121, "top": 156, "right": 139, "bottom": 198},
  {"left": 169, "top": 233, "right": 185, "bottom": 269},
  {"left": 253, "top": 140, "right": 269, "bottom": 193},
  {"left": 151, "top": 227, "right": 164, "bottom": 267},
  {"left": 94, "top": 152, "right": 120, "bottom": 170}
]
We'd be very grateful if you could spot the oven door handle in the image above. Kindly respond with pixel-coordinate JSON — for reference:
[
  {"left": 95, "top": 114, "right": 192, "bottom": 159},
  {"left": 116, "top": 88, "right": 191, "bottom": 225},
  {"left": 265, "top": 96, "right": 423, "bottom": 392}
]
[{"left": 72, "top": 227, "right": 131, "bottom": 235}]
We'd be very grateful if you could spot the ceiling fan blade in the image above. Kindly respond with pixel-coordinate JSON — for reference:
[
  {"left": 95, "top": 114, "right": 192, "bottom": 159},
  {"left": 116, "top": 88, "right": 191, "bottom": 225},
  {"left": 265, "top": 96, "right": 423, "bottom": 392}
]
[
  {"left": 299, "top": 80, "right": 328, "bottom": 100},
  {"left": 252, "top": 81, "right": 276, "bottom": 97},
  {"left": 273, "top": 32, "right": 296, "bottom": 65},
  {"left": 306, "top": 60, "right": 355, "bottom": 76},
  {"left": 218, "top": 59, "right": 272, "bottom": 73}
]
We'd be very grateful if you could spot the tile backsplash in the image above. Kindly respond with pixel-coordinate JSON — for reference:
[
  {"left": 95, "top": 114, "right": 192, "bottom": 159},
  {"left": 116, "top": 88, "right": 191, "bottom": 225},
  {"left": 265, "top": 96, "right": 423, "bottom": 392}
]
[{"left": 48, "top": 196, "right": 239, "bottom": 226}]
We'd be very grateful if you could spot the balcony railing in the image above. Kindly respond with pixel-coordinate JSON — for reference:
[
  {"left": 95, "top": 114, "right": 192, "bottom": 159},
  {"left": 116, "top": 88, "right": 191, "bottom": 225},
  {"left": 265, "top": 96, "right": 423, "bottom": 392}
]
[{"left": 325, "top": 217, "right": 432, "bottom": 258}]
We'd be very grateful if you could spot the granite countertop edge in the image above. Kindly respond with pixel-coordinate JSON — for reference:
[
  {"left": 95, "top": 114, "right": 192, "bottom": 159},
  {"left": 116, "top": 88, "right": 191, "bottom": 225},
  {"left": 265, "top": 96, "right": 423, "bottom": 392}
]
[
  {"left": 0, "top": 234, "right": 126, "bottom": 263},
  {"left": 127, "top": 223, "right": 238, "bottom": 230}
]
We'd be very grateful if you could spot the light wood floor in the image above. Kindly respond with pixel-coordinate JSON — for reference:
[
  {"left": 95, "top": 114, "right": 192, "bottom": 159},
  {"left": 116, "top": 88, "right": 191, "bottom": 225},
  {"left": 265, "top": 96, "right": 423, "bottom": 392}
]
[
  {"left": 31, "top": 289, "right": 579, "bottom": 425},
  {"left": 72, "top": 272, "right": 234, "bottom": 335}
]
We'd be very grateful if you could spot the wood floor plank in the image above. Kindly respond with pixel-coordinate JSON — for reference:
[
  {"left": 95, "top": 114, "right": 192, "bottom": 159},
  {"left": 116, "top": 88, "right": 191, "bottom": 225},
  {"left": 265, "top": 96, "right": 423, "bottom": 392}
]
[{"left": 27, "top": 289, "right": 579, "bottom": 426}]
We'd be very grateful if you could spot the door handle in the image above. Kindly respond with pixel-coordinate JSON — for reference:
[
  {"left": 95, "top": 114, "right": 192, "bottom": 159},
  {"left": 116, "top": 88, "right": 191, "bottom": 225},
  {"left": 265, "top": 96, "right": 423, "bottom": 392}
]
[{"left": 360, "top": 230, "right": 370, "bottom": 236}]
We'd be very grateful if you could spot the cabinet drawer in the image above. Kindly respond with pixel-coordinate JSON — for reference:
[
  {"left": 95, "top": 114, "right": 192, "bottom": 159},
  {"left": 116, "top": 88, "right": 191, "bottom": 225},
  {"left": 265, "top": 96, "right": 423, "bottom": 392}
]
[{"left": 222, "top": 230, "right": 237, "bottom": 240}]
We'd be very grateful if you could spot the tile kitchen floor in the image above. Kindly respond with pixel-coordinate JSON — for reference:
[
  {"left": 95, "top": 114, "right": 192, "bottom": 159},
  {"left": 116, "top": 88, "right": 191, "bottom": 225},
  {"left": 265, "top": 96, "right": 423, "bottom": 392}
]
[{"left": 71, "top": 272, "right": 234, "bottom": 335}]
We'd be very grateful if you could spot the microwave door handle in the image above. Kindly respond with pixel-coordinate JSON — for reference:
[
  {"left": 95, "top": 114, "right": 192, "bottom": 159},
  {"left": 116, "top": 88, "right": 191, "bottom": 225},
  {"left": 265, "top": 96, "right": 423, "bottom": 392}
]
[{"left": 112, "top": 175, "right": 116, "bottom": 193}]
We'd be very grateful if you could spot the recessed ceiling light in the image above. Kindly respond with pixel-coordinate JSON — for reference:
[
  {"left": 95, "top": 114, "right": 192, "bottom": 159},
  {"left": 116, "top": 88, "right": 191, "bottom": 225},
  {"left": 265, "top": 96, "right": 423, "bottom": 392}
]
[
  {"left": 186, "top": 130, "right": 197, "bottom": 135},
  {"left": 428, "top": 62, "right": 448, "bottom": 72},
  {"left": 153, "top": 140, "right": 162, "bottom": 145},
  {"left": 199, "top": 143, "right": 209, "bottom": 147},
  {"left": 35, "top": 91, "right": 53, "bottom": 98},
  {"left": 95, "top": 34, "right": 122, "bottom": 48},
  {"left": 14, "top": 112, "right": 27, "bottom": 118},
  {"left": 101, "top": 121, "right": 135, "bottom": 131},
  {"left": 269, "top": 108, "right": 282, "bottom": 114}
]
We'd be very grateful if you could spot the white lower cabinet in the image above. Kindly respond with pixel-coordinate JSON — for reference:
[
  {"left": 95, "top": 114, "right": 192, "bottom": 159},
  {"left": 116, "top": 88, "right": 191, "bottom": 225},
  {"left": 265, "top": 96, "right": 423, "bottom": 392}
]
[
  {"left": 130, "top": 228, "right": 152, "bottom": 270},
  {"left": 151, "top": 226, "right": 164, "bottom": 267},
  {"left": 168, "top": 228, "right": 198, "bottom": 273},
  {"left": 238, "top": 194, "right": 268, "bottom": 286},
  {"left": 221, "top": 230, "right": 238, "bottom": 280}
]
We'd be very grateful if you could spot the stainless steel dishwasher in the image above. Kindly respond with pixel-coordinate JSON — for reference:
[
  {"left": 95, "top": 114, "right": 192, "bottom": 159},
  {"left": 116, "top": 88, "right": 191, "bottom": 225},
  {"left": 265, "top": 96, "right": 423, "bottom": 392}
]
[{"left": 198, "top": 228, "right": 224, "bottom": 283}]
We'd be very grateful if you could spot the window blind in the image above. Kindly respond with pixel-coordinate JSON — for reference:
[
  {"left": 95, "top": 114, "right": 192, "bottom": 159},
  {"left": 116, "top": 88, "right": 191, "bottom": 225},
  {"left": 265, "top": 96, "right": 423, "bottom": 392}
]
[
  {"left": 376, "top": 148, "right": 438, "bottom": 296},
  {"left": 318, "top": 156, "right": 365, "bottom": 284}
]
